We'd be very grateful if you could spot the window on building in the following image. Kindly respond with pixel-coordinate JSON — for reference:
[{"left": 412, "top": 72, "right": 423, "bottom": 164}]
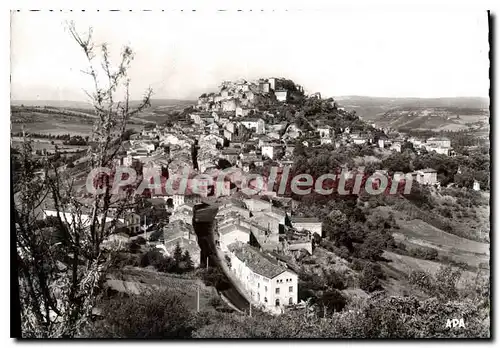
[
  {"left": 275, "top": 288, "right": 280, "bottom": 294},
  {"left": 264, "top": 297, "right": 268, "bottom": 303},
  {"left": 258, "top": 293, "right": 260, "bottom": 301},
  {"left": 258, "top": 283, "right": 260, "bottom": 288},
  {"left": 265, "top": 286, "right": 267, "bottom": 292},
  {"left": 289, "top": 297, "right": 293, "bottom": 305},
  {"left": 275, "top": 299, "right": 280, "bottom": 306}
]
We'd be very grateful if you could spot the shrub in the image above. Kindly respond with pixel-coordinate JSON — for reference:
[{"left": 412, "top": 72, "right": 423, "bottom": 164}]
[
  {"left": 224, "top": 255, "right": 232, "bottom": 267},
  {"left": 128, "top": 240, "right": 142, "bottom": 254},
  {"left": 148, "top": 229, "right": 163, "bottom": 242},
  {"left": 111, "top": 252, "right": 140, "bottom": 268},
  {"left": 301, "top": 258, "right": 316, "bottom": 265},
  {"left": 199, "top": 267, "right": 230, "bottom": 290},
  {"left": 408, "top": 270, "right": 434, "bottom": 292},
  {"left": 350, "top": 258, "right": 365, "bottom": 271},
  {"left": 478, "top": 262, "right": 489, "bottom": 270},
  {"left": 323, "top": 269, "right": 347, "bottom": 290},
  {"left": 89, "top": 291, "right": 195, "bottom": 338},
  {"left": 208, "top": 295, "right": 222, "bottom": 309},
  {"left": 155, "top": 256, "right": 177, "bottom": 273},
  {"left": 359, "top": 262, "right": 383, "bottom": 293},
  {"left": 319, "top": 289, "right": 347, "bottom": 316},
  {"left": 409, "top": 246, "right": 439, "bottom": 261},
  {"left": 299, "top": 271, "right": 327, "bottom": 291},
  {"left": 136, "top": 236, "right": 146, "bottom": 245},
  {"left": 140, "top": 250, "right": 164, "bottom": 268}
]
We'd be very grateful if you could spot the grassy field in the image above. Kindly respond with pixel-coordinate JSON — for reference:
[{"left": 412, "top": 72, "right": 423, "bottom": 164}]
[
  {"left": 375, "top": 204, "right": 489, "bottom": 270},
  {"left": 106, "top": 266, "right": 220, "bottom": 312},
  {"left": 379, "top": 251, "right": 478, "bottom": 299},
  {"left": 11, "top": 109, "right": 144, "bottom": 136},
  {"left": 356, "top": 106, "right": 489, "bottom": 132},
  {"left": 382, "top": 251, "right": 477, "bottom": 287},
  {"left": 11, "top": 120, "right": 142, "bottom": 136},
  {"left": 11, "top": 137, "right": 88, "bottom": 153},
  {"left": 368, "top": 202, "right": 490, "bottom": 297}
]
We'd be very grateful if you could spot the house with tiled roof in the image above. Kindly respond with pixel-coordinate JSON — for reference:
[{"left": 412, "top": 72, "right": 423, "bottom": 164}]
[
  {"left": 169, "top": 204, "right": 195, "bottom": 225},
  {"left": 159, "top": 219, "right": 200, "bottom": 267},
  {"left": 215, "top": 201, "right": 249, "bottom": 220},
  {"left": 289, "top": 217, "right": 323, "bottom": 237},
  {"left": 218, "top": 224, "right": 251, "bottom": 252},
  {"left": 243, "top": 197, "right": 272, "bottom": 213},
  {"left": 240, "top": 117, "right": 265, "bottom": 135},
  {"left": 227, "top": 242, "right": 298, "bottom": 312},
  {"left": 220, "top": 148, "right": 241, "bottom": 164},
  {"left": 413, "top": 168, "right": 438, "bottom": 185}
]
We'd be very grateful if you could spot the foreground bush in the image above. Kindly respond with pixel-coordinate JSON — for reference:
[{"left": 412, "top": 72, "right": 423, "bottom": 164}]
[
  {"left": 88, "top": 291, "right": 195, "bottom": 338},
  {"left": 192, "top": 295, "right": 489, "bottom": 338}
]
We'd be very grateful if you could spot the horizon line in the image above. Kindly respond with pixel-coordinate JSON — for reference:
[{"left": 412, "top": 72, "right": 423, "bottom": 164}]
[{"left": 11, "top": 95, "right": 490, "bottom": 104}]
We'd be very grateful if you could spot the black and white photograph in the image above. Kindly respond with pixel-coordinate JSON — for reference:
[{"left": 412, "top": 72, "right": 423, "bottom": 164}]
[{"left": 10, "top": 7, "right": 491, "bottom": 339}]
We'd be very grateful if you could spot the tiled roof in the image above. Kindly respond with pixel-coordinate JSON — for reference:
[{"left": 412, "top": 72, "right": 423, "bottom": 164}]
[
  {"left": 270, "top": 206, "right": 287, "bottom": 217},
  {"left": 164, "top": 220, "right": 194, "bottom": 242},
  {"left": 221, "top": 148, "right": 241, "bottom": 155},
  {"left": 240, "top": 117, "right": 263, "bottom": 123},
  {"left": 164, "top": 237, "right": 200, "bottom": 251},
  {"left": 219, "top": 224, "right": 251, "bottom": 236},
  {"left": 227, "top": 242, "right": 288, "bottom": 279},
  {"left": 290, "top": 217, "right": 322, "bottom": 224},
  {"left": 427, "top": 137, "right": 450, "bottom": 142}
]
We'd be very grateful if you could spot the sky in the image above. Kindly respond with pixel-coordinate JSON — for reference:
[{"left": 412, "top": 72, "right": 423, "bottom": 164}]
[{"left": 10, "top": 10, "right": 490, "bottom": 101}]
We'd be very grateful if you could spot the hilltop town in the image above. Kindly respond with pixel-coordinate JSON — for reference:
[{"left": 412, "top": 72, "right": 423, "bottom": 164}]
[
  {"left": 13, "top": 76, "right": 490, "bottom": 337},
  {"left": 11, "top": 9, "right": 491, "bottom": 340}
]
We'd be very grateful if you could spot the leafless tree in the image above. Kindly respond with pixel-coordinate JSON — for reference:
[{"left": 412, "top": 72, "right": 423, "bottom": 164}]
[{"left": 15, "top": 22, "right": 152, "bottom": 337}]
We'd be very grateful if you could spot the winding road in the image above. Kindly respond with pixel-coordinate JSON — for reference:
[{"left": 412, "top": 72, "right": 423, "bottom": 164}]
[{"left": 193, "top": 204, "right": 250, "bottom": 312}]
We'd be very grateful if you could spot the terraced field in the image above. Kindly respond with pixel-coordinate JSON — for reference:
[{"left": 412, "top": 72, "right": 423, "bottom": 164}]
[{"left": 106, "top": 266, "right": 219, "bottom": 311}]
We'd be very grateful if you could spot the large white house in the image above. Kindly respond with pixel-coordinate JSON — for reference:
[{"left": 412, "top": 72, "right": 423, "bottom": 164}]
[{"left": 227, "top": 242, "right": 298, "bottom": 313}]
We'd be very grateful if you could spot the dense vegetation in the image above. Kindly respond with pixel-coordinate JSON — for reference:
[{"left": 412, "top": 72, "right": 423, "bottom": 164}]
[{"left": 87, "top": 263, "right": 489, "bottom": 338}]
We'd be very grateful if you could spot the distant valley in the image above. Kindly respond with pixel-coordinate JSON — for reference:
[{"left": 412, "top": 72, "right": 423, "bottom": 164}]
[
  {"left": 10, "top": 99, "right": 197, "bottom": 135},
  {"left": 335, "top": 96, "right": 490, "bottom": 133}
]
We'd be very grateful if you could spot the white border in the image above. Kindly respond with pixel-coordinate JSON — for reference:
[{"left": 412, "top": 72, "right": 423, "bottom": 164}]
[{"left": 2, "top": 0, "right": 497, "bottom": 346}]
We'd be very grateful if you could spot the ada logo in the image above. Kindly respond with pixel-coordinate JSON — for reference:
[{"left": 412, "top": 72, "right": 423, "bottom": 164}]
[{"left": 446, "top": 318, "right": 465, "bottom": 329}]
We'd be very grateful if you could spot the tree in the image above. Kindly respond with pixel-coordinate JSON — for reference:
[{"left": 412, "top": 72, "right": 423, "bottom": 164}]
[
  {"left": 359, "top": 262, "right": 383, "bottom": 293},
  {"left": 323, "top": 209, "right": 353, "bottom": 250},
  {"left": 323, "top": 269, "right": 346, "bottom": 290},
  {"left": 181, "top": 250, "right": 194, "bottom": 271},
  {"left": 199, "top": 267, "right": 230, "bottom": 290},
  {"left": 173, "top": 242, "right": 183, "bottom": 264},
  {"left": 15, "top": 22, "right": 152, "bottom": 338},
  {"left": 381, "top": 152, "right": 413, "bottom": 173}
]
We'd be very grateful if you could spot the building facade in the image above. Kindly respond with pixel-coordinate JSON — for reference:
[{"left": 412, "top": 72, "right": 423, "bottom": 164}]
[{"left": 227, "top": 243, "right": 298, "bottom": 312}]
